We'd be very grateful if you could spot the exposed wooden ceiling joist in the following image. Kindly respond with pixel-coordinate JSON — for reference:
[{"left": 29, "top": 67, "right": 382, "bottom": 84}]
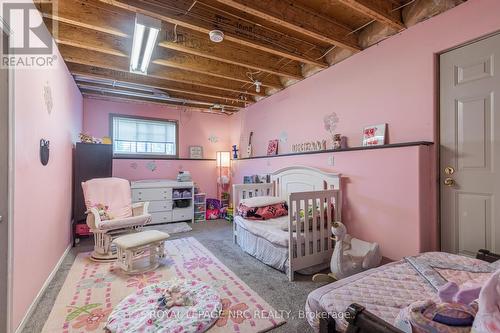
[
  {"left": 59, "top": 44, "right": 266, "bottom": 98},
  {"left": 75, "top": 80, "right": 241, "bottom": 110},
  {"left": 36, "top": 0, "right": 134, "bottom": 38},
  {"left": 83, "top": 92, "right": 235, "bottom": 114},
  {"left": 68, "top": 63, "right": 251, "bottom": 105},
  {"left": 153, "top": 48, "right": 283, "bottom": 89},
  {"left": 158, "top": 26, "right": 303, "bottom": 81},
  {"left": 336, "top": 0, "right": 405, "bottom": 30},
  {"left": 98, "top": 0, "right": 329, "bottom": 68},
  {"left": 211, "top": 0, "right": 361, "bottom": 51}
]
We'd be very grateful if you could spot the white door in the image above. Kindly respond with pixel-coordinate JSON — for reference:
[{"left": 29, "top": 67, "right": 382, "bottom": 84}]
[
  {"left": 440, "top": 33, "right": 500, "bottom": 256},
  {"left": 0, "top": 30, "right": 10, "bottom": 332}
]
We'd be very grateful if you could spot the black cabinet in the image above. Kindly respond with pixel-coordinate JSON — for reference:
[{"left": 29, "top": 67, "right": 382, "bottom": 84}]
[{"left": 73, "top": 143, "right": 113, "bottom": 228}]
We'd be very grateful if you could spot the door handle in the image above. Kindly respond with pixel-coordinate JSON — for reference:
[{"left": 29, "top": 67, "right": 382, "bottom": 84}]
[
  {"left": 0, "top": 215, "right": 2, "bottom": 222},
  {"left": 444, "top": 166, "right": 455, "bottom": 175},
  {"left": 444, "top": 177, "right": 455, "bottom": 187}
]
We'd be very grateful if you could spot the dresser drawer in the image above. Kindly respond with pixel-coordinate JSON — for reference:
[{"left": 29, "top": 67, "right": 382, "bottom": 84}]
[
  {"left": 172, "top": 208, "right": 193, "bottom": 221},
  {"left": 147, "top": 200, "right": 173, "bottom": 213},
  {"left": 150, "top": 211, "right": 173, "bottom": 224},
  {"left": 132, "top": 188, "right": 172, "bottom": 201}
]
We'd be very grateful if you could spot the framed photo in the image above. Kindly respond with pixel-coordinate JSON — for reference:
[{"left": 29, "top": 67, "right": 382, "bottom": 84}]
[
  {"left": 267, "top": 139, "right": 279, "bottom": 156},
  {"left": 189, "top": 146, "right": 204, "bottom": 159},
  {"left": 362, "top": 124, "right": 387, "bottom": 146}
]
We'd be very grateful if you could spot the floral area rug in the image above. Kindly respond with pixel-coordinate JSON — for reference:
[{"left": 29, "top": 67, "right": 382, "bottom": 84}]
[{"left": 42, "top": 237, "right": 285, "bottom": 333}]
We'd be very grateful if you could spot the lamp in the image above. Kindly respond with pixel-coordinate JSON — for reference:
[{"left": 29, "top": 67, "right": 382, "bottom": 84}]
[
  {"left": 130, "top": 14, "right": 161, "bottom": 75},
  {"left": 216, "top": 151, "right": 231, "bottom": 206},
  {"left": 216, "top": 151, "right": 231, "bottom": 167}
]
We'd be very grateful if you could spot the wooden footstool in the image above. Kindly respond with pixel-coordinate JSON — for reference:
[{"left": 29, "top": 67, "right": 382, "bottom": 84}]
[{"left": 112, "top": 230, "right": 170, "bottom": 274}]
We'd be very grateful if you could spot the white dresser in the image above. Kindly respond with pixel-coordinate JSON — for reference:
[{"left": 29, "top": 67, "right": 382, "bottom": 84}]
[{"left": 131, "top": 179, "right": 194, "bottom": 224}]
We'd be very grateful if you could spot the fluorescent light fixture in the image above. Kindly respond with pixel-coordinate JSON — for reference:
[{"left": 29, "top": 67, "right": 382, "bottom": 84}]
[
  {"left": 130, "top": 14, "right": 161, "bottom": 75},
  {"left": 140, "top": 28, "right": 159, "bottom": 73}
]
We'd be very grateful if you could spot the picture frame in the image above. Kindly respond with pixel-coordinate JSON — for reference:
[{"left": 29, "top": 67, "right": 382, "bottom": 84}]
[
  {"left": 362, "top": 124, "right": 387, "bottom": 146},
  {"left": 189, "top": 145, "right": 204, "bottom": 159},
  {"left": 267, "top": 139, "right": 279, "bottom": 156}
]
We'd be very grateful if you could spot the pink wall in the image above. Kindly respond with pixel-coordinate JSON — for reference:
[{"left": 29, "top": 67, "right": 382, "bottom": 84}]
[
  {"left": 12, "top": 30, "right": 83, "bottom": 330},
  {"left": 83, "top": 98, "right": 232, "bottom": 197},
  {"left": 231, "top": 0, "right": 500, "bottom": 259}
]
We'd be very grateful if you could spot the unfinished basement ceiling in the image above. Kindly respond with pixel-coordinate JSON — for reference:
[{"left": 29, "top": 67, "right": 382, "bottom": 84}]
[{"left": 35, "top": 0, "right": 464, "bottom": 115}]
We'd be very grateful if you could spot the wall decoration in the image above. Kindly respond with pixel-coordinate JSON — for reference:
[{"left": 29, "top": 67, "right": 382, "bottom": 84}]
[
  {"left": 40, "top": 139, "right": 50, "bottom": 166},
  {"left": 246, "top": 131, "right": 254, "bottom": 157},
  {"left": 232, "top": 145, "right": 239, "bottom": 159},
  {"left": 146, "top": 161, "right": 157, "bottom": 172},
  {"left": 291, "top": 140, "right": 327, "bottom": 153},
  {"left": 279, "top": 131, "right": 288, "bottom": 143},
  {"left": 43, "top": 81, "right": 53, "bottom": 115},
  {"left": 267, "top": 139, "right": 279, "bottom": 156},
  {"left": 323, "top": 112, "right": 339, "bottom": 142},
  {"left": 333, "top": 134, "right": 342, "bottom": 150},
  {"left": 208, "top": 135, "right": 219, "bottom": 143},
  {"left": 189, "top": 145, "right": 204, "bottom": 159},
  {"left": 130, "top": 162, "right": 138, "bottom": 169},
  {"left": 362, "top": 123, "right": 387, "bottom": 146}
]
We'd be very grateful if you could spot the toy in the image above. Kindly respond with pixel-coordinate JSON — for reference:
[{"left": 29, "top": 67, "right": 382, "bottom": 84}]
[
  {"left": 312, "top": 221, "right": 381, "bottom": 282},
  {"left": 206, "top": 198, "right": 221, "bottom": 220},
  {"left": 395, "top": 281, "right": 481, "bottom": 333},
  {"left": 91, "top": 203, "right": 113, "bottom": 221},
  {"left": 473, "top": 268, "right": 500, "bottom": 333}
]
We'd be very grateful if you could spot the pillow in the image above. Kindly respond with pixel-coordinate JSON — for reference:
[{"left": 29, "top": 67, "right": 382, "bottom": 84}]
[
  {"left": 238, "top": 202, "right": 288, "bottom": 220},
  {"left": 239, "top": 196, "right": 286, "bottom": 208}
]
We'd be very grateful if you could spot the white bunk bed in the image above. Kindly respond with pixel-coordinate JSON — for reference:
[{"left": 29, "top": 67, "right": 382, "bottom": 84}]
[{"left": 232, "top": 166, "right": 342, "bottom": 281}]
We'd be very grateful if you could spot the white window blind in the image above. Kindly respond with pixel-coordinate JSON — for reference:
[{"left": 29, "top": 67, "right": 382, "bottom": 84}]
[{"left": 112, "top": 116, "right": 177, "bottom": 157}]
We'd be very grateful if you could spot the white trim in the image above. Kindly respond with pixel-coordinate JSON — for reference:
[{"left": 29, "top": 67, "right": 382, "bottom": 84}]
[
  {"left": 6, "top": 29, "right": 14, "bottom": 333},
  {"left": 13, "top": 244, "right": 71, "bottom": 333}
]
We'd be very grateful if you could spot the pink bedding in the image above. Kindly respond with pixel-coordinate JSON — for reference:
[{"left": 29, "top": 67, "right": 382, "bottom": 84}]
[{"left": 305, "top": 252, "right": 492, "bottom": 332}]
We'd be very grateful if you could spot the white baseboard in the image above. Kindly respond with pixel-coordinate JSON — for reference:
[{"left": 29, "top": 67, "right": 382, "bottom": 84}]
[{"left": 14, "top": 244, "right": 72, "bottom": 333}]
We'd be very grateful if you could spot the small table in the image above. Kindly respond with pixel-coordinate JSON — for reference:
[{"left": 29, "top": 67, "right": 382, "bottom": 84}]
[{"left": 112, "top": 230, "right": 170, "bottom": 273}]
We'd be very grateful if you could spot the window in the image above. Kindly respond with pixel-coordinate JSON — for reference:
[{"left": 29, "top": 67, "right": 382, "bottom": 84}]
[{"left": 111, "top": 115, "right": 178, "bottom": 158}]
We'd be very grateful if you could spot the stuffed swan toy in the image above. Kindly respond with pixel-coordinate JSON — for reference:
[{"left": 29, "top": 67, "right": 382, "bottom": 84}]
[{"left": 313, "top": 222, "right": 382, "bottom": 282}]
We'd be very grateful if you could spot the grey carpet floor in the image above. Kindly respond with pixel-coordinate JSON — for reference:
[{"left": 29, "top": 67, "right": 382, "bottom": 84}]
[{"left": 22, "top": 220, "right": 328, "bottom": 333}]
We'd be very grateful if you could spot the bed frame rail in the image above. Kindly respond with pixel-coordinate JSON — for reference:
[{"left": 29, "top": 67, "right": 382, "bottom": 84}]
[{"left": 287, "top": 189, "right": 339, "bottom": 281}]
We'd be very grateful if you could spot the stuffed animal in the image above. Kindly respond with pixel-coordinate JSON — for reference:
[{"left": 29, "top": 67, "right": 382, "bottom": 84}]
[
  {"left": 158, "top": 284, "right": 192, "bottom": 310},
  {"left": 92, "top": 203, "right": 113, "bottom": 221},
  {"left": 473, "top": 269, "right": 500, "bottom": 332}
]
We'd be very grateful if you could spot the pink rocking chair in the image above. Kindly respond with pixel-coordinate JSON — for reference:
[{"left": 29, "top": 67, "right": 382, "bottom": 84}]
[{"left": 82, "top": 177, "right": 151, "bottom": 261}]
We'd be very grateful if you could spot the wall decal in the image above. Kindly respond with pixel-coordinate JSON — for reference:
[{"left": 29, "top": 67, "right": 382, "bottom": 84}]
[
  {"left": 43, "top": 81, "right": 53, "bottom": 115},
  {"left": 130, "top": 162, "right": 138, "bottom": 169},
  {"left": 279, "top": 131, "right": 288, "bottom": 143},
  {"left": 324, "top": 112, "right": 339, "bottom": 142},
  {"left": 208, "top": 135, "right": 219, "bottom": 143},
  {"left": 146, "top": 161, "right": 157, "bottom": 172}
]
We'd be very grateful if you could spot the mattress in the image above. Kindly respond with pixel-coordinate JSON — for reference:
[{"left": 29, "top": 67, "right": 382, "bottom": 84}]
[
  {"left": 305, "top": 252, "right": 493, "bottom": 332},
  {"left": 234, "top": 215, "right": 290, "bottom": 247},
  {"left": 234, "top": 216, "right": 331, "bottom": 274}
]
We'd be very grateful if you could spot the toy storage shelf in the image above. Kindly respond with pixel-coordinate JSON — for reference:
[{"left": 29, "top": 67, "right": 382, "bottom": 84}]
[{"left": 194, "top": 193, "right": 206, "bottom": 223}]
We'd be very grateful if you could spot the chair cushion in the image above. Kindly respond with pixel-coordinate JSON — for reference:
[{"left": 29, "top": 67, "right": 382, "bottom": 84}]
[
  {"left": 82, "top": 177, "right": 133, "bottom": 219},
  {"left": 113, "top": 230, "right": 170, "bottom": 249},
  {"left": 98, "top": 214, "right": 151, "bottom": 231}
]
